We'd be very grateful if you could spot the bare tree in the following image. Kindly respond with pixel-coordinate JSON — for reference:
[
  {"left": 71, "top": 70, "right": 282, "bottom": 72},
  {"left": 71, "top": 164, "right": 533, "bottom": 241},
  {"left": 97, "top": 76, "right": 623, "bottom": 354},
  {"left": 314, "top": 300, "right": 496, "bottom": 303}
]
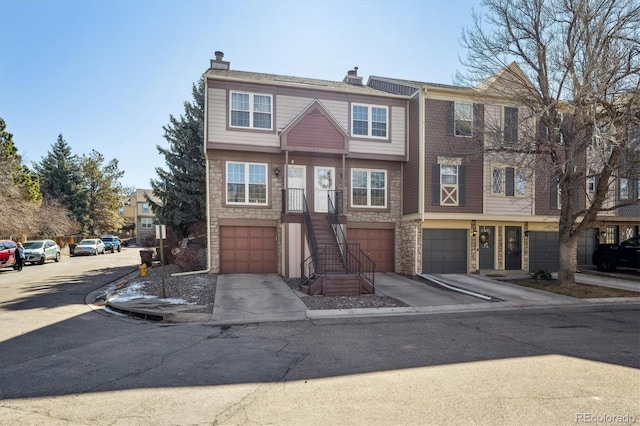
[{"left": 458, "top": 0, "right": 640, "bottom": 285}]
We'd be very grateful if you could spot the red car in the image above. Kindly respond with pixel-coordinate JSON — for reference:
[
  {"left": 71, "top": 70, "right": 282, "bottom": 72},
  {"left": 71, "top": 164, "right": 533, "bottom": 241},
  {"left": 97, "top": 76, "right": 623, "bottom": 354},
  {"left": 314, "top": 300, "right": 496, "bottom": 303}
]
[{"left": 0, "top": 240, "right": 17, "bottom": 270}]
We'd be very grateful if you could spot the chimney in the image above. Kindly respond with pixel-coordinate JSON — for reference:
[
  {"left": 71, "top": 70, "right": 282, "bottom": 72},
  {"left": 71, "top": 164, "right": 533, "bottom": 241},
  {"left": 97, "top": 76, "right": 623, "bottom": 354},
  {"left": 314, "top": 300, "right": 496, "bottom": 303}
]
[
  {"left": 343, "top": 67, "right": 363, "bottom": 86},
  {"left": 210, "top": 51, "right": 230, "bottom": 70}
]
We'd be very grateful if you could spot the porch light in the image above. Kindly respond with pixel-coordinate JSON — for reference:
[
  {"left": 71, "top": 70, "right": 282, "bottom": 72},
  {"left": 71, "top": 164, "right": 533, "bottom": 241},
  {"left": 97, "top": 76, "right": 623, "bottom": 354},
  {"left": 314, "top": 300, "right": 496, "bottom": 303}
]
[{"left": 274, "top": 167, "right": 280, "bottom": 177}]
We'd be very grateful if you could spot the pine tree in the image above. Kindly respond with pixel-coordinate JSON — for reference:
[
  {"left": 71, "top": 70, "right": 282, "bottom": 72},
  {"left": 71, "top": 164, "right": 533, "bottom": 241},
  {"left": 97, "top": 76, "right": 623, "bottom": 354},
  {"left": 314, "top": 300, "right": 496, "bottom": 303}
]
[
  {"left": 0, "top": 118, "right": 42, "bottom": 205},
  {"left": 79, "top": 150, "right": 126, "bottom": 235},
  {"left": 150, "top": 78, "right": 206, "bottom": 237},
  {"left": 0, "top": 118, "right": 39, "bottom": 235},
  {"left": 34, "top": 134, "right": 89, "bottom": 233}
]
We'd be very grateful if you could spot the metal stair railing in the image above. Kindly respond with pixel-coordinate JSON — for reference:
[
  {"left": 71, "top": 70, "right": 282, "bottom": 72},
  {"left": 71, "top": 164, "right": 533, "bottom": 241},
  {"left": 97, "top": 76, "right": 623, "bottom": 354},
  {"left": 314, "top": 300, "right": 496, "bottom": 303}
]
[
  {"left": 327, "top": 193, "right": 376, "bottom": 289},
  {"left": 300, "top": 193, "right": 320, "bottom": 286}
]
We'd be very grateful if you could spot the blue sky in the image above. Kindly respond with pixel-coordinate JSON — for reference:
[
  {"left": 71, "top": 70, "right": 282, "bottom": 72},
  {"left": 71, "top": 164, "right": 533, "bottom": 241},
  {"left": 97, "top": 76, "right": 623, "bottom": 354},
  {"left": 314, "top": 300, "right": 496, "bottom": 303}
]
[{"left": 1, "top": 0, "right": 481, "bottom": 190}]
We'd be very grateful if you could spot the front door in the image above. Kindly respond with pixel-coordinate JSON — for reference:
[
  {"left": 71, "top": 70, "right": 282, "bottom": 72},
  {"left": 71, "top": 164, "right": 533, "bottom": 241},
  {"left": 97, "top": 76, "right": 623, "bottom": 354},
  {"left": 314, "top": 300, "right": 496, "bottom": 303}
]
[
  {"left": 478, "top": 226, "right": 495, "bottom": 269},
  {"left": 314, "top": 166, "right": 335, "bottom": 213},
  {"left": 287, "top": 165, "right": 306, "bottom": 212},
  {"left": 505, "top": 226, "right": 522, "bottom": 270}
]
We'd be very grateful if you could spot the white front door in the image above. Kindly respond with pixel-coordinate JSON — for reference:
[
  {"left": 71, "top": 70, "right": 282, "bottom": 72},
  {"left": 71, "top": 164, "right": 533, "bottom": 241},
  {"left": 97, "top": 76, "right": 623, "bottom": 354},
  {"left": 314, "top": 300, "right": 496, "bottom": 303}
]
[
  {"left": 314, "top": 166, "right": 335, "bottom": 212},
  {"left": 287, "top": 165, "right": 306, "bottom": 212}
]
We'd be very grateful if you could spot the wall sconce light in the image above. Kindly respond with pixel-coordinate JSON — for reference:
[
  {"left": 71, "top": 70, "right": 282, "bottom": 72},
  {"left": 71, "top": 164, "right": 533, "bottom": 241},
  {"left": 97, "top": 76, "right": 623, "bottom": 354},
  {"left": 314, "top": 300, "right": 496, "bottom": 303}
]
[
  {"left": 274, "top": 167, "right": 280, "bottom": 177},
  {"left": 524, "top": 231, "right": 530, "bottom": 237},
  {"left": 472, "top": 230, "right": 478, "bottom": 237},
  {"left": 600, "top": 231, "right": 607, "bottom": 236}
]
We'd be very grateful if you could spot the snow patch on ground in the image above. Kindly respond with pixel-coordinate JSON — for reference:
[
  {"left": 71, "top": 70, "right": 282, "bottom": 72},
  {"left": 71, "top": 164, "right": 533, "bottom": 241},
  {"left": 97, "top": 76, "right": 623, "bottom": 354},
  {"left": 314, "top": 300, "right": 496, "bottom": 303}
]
[{"left": 109, "top": 282, "right": 194, "bottom": 305}]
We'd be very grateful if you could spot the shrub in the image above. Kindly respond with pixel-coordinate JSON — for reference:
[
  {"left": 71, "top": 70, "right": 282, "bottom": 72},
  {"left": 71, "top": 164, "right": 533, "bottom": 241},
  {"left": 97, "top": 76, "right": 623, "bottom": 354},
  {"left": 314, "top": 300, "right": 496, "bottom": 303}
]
[
  {"left": 532, "top": 268, "right": 552, "bottom": 281},
  {"left": 174, "top": 245, "right": 206, "bottom": 271}
]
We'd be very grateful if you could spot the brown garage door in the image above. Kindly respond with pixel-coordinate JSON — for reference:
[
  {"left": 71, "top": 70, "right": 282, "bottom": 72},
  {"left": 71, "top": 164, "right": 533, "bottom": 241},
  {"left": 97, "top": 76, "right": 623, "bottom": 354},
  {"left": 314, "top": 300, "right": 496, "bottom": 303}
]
[
  {"left": 347, "top": 228, "right": 394, "bottom": 273},
  {"left": 220, "top": 226, "right": 277, "bottom": 274}
]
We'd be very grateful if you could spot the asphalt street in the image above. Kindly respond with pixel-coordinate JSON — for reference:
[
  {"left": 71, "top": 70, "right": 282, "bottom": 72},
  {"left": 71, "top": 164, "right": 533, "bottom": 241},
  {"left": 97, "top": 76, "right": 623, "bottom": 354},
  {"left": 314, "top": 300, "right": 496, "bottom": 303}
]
[{"left": 1, "top": 249, "right": 639, "bottom": 425}]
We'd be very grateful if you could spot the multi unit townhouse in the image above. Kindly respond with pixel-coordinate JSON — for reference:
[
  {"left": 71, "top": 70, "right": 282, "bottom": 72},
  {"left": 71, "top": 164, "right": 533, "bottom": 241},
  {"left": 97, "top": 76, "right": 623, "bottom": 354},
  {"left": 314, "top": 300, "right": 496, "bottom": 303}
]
[
  {"left": 119, "top": 189, "right": 162, "bottom": 245},
  {"left": 203, "top": 52, "right": 407, "bottom": 294},
  {"left": 203, "top": 52, "right": 639, "bottom": 292}
]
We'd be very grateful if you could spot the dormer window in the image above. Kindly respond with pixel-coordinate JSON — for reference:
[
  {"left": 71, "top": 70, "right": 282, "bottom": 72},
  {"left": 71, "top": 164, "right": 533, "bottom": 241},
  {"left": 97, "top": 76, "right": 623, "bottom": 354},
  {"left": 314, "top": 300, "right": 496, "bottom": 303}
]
[{"left": 230, "top": 91, "right": 272, "bottom": 130}]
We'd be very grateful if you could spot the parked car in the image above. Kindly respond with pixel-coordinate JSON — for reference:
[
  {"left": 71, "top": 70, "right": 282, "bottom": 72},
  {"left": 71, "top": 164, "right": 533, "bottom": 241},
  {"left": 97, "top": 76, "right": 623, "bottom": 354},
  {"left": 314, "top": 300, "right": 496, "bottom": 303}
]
[
  {"left": 100, "top": 235, "right": 121, "bottom": 253},
  {"left": 22, "top": 240, "right": 61, "bottom": 265},
  {"left": 592, "top": 236, "right": 640, "bottom": 272},
  {"left": 73, "top": 239, "right": 106, "bottom": 256},
  {"left": 0, "top": 240, "right": 17, "bottom": 270}
]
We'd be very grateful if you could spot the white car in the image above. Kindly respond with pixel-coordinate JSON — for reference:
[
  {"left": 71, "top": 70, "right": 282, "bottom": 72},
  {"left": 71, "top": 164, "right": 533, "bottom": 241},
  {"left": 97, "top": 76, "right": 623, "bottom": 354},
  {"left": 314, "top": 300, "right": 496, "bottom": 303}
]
[
  {"left": 23, "top": 240, "right": 61, "bottom": 265},
  {"left": 73, "top": 239, "right": 106, "bottom": 256}
]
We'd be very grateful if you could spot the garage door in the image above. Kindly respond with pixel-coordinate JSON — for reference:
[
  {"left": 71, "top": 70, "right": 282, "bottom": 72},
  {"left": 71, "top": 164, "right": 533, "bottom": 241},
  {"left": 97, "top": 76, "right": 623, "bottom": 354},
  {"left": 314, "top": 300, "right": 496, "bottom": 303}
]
[
  {"left": 220, "top": 226, "right": 277, "bottom": 274},
  {"left": 528, "top": 232, "right": 559, "bottom": 272},
  {"left": 347, "top": 228, "right": 394, "bottom": 273},
  {"left": 577, "top": 229, "right": 598, "bottom": 266},
  {"left": 422, "top": 229, "right": 467, "bottom": 274}
]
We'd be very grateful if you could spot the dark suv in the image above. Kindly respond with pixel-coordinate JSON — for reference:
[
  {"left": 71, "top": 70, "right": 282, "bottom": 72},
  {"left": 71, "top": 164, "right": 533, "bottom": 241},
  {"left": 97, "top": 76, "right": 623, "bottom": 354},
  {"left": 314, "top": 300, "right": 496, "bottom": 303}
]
[
  {"left": 592, "top": 236, "right": 640, "bottom": 272},
  {"left": 100, "top": 235, "right": 121, "bottom": 253},
  {"left": 0, "top": 240, "right": 17, "bottom": 270}
]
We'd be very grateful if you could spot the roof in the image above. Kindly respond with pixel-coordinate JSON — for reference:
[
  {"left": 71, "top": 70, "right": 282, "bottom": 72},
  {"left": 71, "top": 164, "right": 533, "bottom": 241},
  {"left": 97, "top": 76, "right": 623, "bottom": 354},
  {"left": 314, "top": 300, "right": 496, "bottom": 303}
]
[{"left": 203, "top": 68, "right": 409, "bottom": 99}]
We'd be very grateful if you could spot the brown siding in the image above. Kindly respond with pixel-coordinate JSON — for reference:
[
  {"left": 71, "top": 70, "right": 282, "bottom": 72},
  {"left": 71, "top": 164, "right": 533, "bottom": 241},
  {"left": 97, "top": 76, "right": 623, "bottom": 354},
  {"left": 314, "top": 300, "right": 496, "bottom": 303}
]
[
  {"left": 423, "top": 98, "right": 483, "bottom": 213},
  {"left": 404, "top": 93, "right": 420, "bottom": 215},
  {"left": 286, "top": 108, "right": 346, "bottom": 151}
]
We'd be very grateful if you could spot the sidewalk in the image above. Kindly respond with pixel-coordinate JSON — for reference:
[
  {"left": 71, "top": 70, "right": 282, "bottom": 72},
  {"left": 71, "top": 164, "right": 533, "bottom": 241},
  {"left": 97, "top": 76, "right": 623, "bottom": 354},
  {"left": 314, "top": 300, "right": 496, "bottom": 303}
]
[{"left": 100, "top": 270, "right": 640, "bottom": 325}]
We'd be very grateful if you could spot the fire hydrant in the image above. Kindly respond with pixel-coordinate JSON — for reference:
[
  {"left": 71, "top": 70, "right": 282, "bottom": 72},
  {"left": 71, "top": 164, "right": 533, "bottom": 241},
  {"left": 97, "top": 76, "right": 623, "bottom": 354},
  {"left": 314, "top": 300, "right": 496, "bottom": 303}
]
[{"left": 139, "top": 263, "right": 148, "bottom": 277}]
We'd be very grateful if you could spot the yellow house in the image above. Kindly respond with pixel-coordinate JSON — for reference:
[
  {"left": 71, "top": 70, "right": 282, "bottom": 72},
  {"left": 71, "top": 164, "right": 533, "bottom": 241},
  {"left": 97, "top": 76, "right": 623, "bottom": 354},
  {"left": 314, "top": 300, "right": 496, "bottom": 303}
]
[{"left": 119, "top": 189, "right": 161, "bottom": 244}]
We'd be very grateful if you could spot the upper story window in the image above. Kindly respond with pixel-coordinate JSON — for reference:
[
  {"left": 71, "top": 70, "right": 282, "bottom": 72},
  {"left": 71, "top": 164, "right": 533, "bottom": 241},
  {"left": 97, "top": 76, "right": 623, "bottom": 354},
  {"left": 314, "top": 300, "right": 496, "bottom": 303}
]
[
  {"left": 503, "top": 107, "right": 519, "bottom": 144},
  {"left": 587, "top": 176, "right": 596, "bottom": 192},
  {"left": 432, "top": 157, "right": 464, "bottom": 207},
  {"left": 492, "top": 166, "right": 526, "bottom": 197},
  {"left": 351, "top": 169, "right": 387, "bottom": 208},
  {"left": 620, "top": 178, "right": 630, "bottom": 200},
  {"left": 351, "top": 104, "right": 388, "bottom": 139},
  {"left": 454, "top": 102, "right": 473, "bottom": 137},
  {"left": 226, "top": 161, "right": 268, "bottom": 205},
  {"left": 142, "top": 203, "right": 150, "bottom": 213},
  {"left": 543, "top": 112, "right": 564, "bottom": 144},
  {"left": 440, "top": 164, "right": 459, "bottom": 206},
  {"left": 141, "top": 217, "right": 153, "bottom": 229},
  {"left": 118, "top": 207, "right": 124, "bottom": 216},
  {"left": 230, "top": 91, "right": 272, "bottom": 130}
]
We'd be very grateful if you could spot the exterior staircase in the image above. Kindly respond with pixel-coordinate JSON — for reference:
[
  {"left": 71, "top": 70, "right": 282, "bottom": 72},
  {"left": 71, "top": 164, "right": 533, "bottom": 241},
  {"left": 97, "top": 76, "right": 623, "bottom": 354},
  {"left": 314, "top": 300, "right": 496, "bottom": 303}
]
[{"left": 300, "top": 214, "right": 369, "bottom": 296}]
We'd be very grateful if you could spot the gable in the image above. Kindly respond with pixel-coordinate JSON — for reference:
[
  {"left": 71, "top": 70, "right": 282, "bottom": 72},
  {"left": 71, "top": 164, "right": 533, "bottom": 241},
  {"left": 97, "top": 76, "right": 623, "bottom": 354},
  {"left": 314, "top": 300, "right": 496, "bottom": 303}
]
[{"left": 281, "top": 100, "right": 349, "bottom": 154}]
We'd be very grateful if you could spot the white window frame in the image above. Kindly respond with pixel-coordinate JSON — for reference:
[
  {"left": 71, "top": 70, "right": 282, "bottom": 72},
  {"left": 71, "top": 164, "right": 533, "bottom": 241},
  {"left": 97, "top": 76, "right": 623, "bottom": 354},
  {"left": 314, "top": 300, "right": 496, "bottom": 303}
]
[
  {"left": 515, "top": 169, "right": 527, "bottom": 196},
  {"left": 226, "top": 161, "right": 268, "bottom": 205},
  {"left": 142, "top": 203, "right": 150, "bottom": 213},
  {"left": 351, "top": 103, "right": 388, "bottom": 139},
  {"left": 351, "top": 168, "right": 387, "bottom": 208},
  {"left": 491, "top": 165, "right": 527, "bottom": 197},
  {"left": 229, "top": 91, "right": 273, "bottom": 130},
  {"left": 620, "top": 178, "right": 629, "bottom": 200},
  {"left": 141, "top": 218, "right": 153, "bottom": 229},
  {"left": 437, "top": 157, "right": 461, "bottom": 206},
  {"left": 454, "top": 102, "right": 473, "bottom": 137},
  {"left": 587, "top": 176, "right": 596, "bottom": 192}
]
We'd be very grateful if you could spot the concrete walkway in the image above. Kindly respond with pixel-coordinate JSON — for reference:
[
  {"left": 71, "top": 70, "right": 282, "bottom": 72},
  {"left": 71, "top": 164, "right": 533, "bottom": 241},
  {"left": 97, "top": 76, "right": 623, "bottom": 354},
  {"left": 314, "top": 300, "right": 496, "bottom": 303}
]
[{"left": 102, "top": 270, "right": 640, "bottom": 325}]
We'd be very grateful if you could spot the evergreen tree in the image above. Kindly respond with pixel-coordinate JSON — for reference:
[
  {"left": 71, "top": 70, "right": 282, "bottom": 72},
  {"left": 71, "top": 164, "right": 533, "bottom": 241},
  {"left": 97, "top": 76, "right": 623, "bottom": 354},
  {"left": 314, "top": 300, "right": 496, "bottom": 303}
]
[
  {"left": 0, "top": 118, "right": 42, "bottom": 205},
  {"left": 150, "top": 78, "right": 206, "bottom": 237},
  {"left": 34, "top": 134, "right": 89, "bottom": 233},
  {"left": 0, "top": 118, "right": 38, "bottom": 235},
  {"left": 80, "top": 150, "right": 126, "bottom": 235}
]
